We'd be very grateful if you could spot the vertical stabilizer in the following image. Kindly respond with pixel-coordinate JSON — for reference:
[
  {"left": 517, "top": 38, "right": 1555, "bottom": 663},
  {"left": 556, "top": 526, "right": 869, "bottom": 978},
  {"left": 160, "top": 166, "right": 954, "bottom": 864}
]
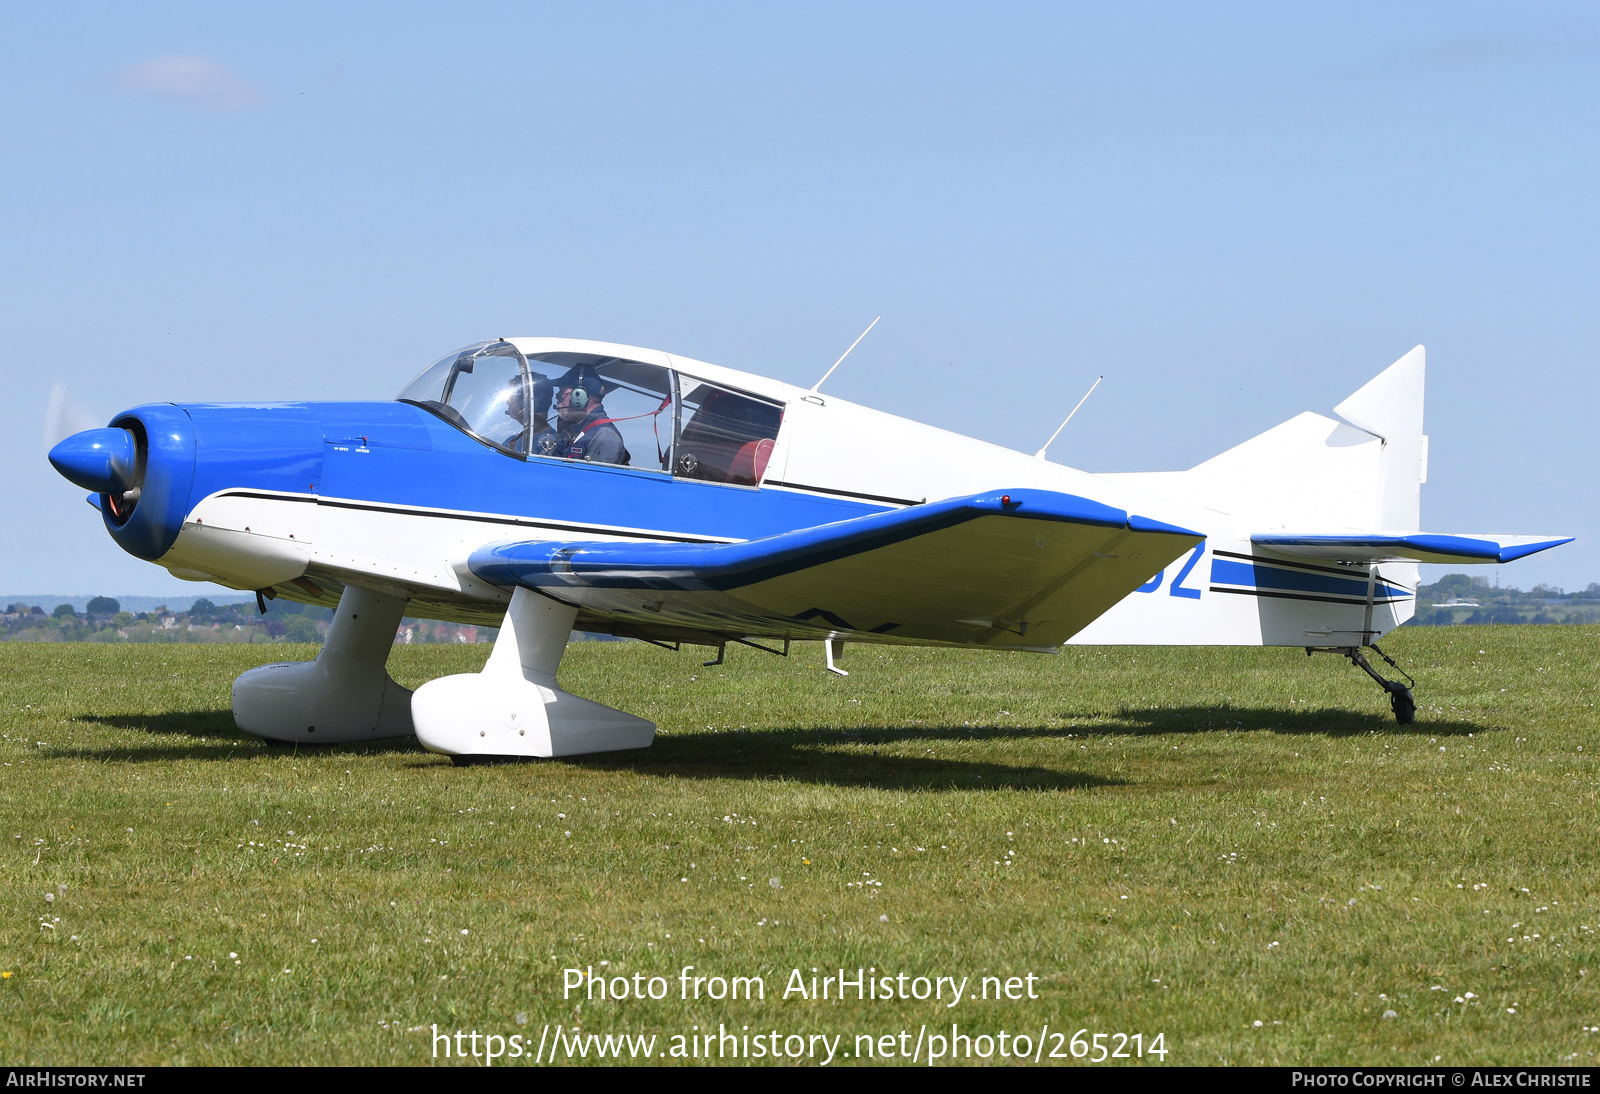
[{"left": 1333, "top": 345, "right": 1426, "bottom": 532}]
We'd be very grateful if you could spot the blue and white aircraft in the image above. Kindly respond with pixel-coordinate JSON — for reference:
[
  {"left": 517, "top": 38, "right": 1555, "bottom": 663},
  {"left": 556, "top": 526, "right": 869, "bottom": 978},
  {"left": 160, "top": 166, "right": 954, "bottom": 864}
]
[{"left": 48, "top": 339, "right": 1569, "bottom": 761}]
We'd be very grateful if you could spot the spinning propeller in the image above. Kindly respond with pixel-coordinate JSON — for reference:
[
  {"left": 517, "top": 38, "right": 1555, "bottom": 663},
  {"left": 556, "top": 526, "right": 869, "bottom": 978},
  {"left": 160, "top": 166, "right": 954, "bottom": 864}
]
[
  {"left": 45, "top": 385, "right": 142, "bottom": 519},
  {"left": 43, "top": 384, "right": 98, "bottom": 455}
]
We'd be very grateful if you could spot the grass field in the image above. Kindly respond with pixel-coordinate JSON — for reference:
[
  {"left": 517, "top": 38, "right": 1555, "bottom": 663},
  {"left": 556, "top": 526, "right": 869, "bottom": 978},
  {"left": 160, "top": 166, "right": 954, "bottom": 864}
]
[{"left": 1, "top": 625, "right": 1596, "bottom": 1066}]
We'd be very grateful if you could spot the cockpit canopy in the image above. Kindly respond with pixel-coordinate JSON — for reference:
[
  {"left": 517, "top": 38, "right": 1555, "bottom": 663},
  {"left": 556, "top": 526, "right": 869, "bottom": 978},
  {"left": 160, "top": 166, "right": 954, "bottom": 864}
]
[
  {"left": 397, "top": 340, "right": 784, "bottom": 486},
  {"left": 398, "top": 341, "right": 527, "bottom": 453}
]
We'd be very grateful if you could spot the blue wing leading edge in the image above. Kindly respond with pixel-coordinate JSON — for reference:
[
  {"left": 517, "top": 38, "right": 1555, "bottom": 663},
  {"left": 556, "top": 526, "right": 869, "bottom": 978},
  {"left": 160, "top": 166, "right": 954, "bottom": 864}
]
[{"left": 470, "top": 489, "right": 1204, "bottom": 650}]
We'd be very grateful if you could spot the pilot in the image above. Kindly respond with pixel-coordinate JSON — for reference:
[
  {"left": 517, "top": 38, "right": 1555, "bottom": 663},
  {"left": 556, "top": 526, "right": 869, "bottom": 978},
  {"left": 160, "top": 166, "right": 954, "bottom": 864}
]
[
  {"left": 502, "top": 374, "right": 556, "bottom": 455},
  {"left": 543, "top": 365, "right": 629, "bottom": 465}
]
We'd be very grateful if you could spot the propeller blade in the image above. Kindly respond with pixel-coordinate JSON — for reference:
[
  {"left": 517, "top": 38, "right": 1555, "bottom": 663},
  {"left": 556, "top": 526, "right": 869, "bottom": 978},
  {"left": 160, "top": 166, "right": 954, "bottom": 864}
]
[{"left": 43, "top": 383, "right": 99, "bottom": 455}]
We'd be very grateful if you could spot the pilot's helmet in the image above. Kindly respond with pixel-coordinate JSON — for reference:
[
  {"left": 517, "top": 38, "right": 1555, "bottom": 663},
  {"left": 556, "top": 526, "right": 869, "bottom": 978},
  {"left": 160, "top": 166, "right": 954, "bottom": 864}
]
[{"left": 554, "top": 365, "right": 604, "bottom": 409}]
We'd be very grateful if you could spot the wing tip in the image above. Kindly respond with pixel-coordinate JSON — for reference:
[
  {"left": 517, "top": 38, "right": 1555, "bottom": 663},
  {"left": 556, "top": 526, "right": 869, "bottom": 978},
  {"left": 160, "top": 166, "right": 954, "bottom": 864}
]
[{"left": 1496, "top": 537, "right": 1574, "bottom": 564}]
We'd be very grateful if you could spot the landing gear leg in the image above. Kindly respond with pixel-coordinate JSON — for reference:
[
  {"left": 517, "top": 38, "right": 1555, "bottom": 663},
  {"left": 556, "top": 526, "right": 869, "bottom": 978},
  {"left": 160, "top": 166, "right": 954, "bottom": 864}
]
[
  {"left": 412, "top": 587, "right": 655, "bottom": 760},
  {"left": 1309, "top": 643, "right": 1417, "bottom": 724},
  {"left": 232, "top": 585, "right": 413, "bottom": 743}
]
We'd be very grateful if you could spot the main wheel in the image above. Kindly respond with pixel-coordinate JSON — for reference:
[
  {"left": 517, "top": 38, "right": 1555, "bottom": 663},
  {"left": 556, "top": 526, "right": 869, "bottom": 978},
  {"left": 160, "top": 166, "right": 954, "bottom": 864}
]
[{"left": 1389, "top": 686, "right": 1416, "bottom": 725}]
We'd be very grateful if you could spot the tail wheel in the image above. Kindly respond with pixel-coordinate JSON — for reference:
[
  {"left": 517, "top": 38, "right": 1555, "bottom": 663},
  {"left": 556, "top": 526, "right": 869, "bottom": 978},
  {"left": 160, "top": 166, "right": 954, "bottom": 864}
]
[{"left": 1389, "top": 686, "right": 1416, "bottom": 725}]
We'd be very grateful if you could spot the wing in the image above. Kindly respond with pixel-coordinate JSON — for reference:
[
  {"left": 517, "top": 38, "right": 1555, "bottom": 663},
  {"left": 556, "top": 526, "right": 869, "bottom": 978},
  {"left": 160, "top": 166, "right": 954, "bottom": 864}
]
[
  {"left": 1250, "top": 532, "right": 1573, "bottom": 565},
  {"left": 469, "top": 489, "right": 1203, "bottom": 649}
]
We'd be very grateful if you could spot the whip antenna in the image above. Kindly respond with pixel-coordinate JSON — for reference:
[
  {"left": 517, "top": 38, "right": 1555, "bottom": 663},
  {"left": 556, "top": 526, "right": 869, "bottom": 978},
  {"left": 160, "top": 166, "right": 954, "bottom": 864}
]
[
  {"left": 1034, "top": 375, "right": 1103, "bottom": 459},
  {"left": 811, "top": 316, "right": 880, "bottom": 392}
]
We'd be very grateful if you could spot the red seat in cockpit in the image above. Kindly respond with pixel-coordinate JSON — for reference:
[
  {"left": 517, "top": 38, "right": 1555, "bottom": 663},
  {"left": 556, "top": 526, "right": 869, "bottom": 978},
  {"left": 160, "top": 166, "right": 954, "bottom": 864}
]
[{"left": 729, "top": 437, "right": 775, "bottom": 485}]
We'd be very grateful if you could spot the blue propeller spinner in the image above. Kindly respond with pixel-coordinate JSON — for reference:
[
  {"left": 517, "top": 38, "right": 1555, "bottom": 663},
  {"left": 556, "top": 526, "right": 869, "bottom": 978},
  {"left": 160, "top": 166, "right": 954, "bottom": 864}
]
[{"left": 49, "top": 427, "right": 138, "bottom": 496}]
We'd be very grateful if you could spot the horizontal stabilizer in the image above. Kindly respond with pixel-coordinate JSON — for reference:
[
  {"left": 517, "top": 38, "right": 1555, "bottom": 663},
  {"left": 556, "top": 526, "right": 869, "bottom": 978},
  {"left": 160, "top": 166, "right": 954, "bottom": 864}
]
[
  {"left": 1251, "top": 532, "right": 1572, "bottom": 566},
  {"left": 471, "top": 489, "right": 1204, "bottom": 648}
]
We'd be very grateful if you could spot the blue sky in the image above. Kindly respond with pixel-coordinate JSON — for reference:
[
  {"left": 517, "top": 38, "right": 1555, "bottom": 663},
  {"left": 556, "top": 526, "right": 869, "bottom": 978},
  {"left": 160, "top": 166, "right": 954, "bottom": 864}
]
[{"left": 3, "top": 2, "right": 1596, "bottom": 597}]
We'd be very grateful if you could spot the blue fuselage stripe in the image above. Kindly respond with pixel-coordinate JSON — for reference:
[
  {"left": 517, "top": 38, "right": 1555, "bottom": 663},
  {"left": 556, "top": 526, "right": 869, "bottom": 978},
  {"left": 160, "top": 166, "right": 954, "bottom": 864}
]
[{"left": 1209, "top": 558, "right": 1409, "bottom": 601}]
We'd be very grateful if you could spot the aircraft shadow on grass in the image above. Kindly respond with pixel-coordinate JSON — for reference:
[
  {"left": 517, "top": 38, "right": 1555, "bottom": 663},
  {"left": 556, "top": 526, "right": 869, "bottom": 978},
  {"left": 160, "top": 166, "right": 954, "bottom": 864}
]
[
  {"left": 63, "top": 710, "right": 1108, "bottom": 790},
  {"left": 560, "top": 705, "right": 1489, "bottom": 787},
  {"left": 1067, "top": 704, "right": 1491, "bottom": 739},
  {"left": 67, "top": 711, "right": 426, "bottom": 763},
  {"left": 576, "top": 727, "right": 1120, "bottom": 792},
  {"left": 62, "top": 703, "right": 1490, "bottom": 784}
]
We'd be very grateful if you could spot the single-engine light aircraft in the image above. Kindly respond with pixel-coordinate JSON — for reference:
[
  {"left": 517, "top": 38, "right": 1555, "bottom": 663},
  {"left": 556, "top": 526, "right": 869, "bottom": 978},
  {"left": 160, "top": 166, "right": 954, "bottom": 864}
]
[{"left": 49, "top": 340, "right": 1568, "bottom": 761}]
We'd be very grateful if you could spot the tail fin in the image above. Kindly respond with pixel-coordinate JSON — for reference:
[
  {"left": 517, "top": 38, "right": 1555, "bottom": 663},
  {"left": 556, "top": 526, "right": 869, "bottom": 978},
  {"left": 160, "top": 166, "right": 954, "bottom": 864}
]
[
  {"left": 1106, "top": 346, "right": 1426, "bottom": 533},
  {"left": 1333, "top": 345, "right": 1425, "bottom": 532},
  {"left": 1081, "top": 346, "right": 1571, "bottom": 649}
]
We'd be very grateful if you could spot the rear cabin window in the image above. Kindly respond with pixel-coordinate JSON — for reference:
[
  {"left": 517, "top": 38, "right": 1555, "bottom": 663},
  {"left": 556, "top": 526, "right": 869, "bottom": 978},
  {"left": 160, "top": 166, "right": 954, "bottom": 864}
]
[{"left": 674, "top": 380, "right": 783, "bottom": 487}]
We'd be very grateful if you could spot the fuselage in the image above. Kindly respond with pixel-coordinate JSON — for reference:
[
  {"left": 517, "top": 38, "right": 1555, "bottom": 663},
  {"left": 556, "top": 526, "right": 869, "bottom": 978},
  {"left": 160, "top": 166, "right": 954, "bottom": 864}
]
[{"left": 75, "top": 336, "right": 1416, "bottom": 648}]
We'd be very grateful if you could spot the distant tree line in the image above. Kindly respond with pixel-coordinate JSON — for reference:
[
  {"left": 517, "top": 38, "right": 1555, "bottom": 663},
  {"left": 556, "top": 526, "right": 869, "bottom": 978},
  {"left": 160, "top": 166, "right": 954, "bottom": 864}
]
[
  {"left": 1407, "top": 575, "right": 1600, "bottom": 627},
  {"left": 2, "top": 596, "right": 327, "bottom": 644},
  {"left": 0, "top": 596, "right": 493, "bottom": 645}
]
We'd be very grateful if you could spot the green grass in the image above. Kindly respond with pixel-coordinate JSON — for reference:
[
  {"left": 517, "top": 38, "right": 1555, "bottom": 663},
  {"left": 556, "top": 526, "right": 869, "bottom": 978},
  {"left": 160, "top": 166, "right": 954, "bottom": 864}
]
[{"left": 1, "top": 626, "right": 1597, "bottom": 1066}]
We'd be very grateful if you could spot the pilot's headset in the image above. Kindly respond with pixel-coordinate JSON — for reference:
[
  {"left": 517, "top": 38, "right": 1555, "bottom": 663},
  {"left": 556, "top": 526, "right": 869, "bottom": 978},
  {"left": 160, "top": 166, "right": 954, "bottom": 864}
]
[{"left": 555, "top": 366, "right": 603, "bottom": 411}]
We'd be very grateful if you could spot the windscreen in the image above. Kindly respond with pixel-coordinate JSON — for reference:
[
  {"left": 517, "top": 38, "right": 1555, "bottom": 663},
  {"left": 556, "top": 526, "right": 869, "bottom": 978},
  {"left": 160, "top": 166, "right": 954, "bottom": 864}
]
[{"left": 398, "top": 341, "right": 530, "bottom": 455}]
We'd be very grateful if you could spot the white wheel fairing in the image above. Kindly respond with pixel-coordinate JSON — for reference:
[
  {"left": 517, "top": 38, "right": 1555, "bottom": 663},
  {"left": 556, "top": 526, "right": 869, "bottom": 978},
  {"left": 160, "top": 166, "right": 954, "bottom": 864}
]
[
  {"left": 232, "top": 585, "right": 414, "bottom": 743},
  {"left": 412, "top": 587, "right": 655, "bottom": 759}
]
